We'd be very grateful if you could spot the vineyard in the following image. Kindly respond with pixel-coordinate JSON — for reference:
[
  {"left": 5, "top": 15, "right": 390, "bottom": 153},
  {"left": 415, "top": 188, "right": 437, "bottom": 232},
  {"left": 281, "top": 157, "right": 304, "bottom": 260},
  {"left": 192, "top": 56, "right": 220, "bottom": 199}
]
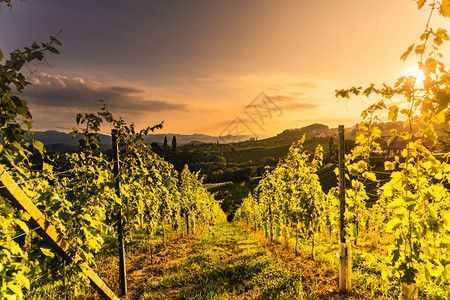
[
  {"left": 1, "top": 0, "right": 450, "bottom": 299},
  {"left": 1, "top": 93, "right": 226, "bottom": 298},
  {"left": 235, "top": 1, "right": 450, "bottom": 298},
  {"left": 235, "top": 130, "right": 450, "bottom": 299}
]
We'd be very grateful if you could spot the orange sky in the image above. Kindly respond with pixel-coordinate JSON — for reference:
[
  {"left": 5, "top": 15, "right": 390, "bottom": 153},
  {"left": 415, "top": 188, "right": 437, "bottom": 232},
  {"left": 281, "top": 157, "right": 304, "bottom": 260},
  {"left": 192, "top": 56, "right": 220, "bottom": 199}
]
[{"left": 1, "top": 0, "right": 449, "bottom": 137}]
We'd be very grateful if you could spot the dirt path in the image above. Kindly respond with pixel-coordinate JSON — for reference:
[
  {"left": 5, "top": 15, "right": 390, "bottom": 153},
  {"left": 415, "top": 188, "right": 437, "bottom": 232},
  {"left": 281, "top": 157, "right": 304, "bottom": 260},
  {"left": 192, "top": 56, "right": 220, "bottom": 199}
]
[
  {"left": 118, "top": 222, "right": 379, "bottom": 300},
  {"left": 239, "top": 223, "right": 371, "bottom": 300},
  {"left": 121, "top": 223, "right": 307, "bottom": 299},
  {"left": 121, "top": 233, "right": 197, "bottom": 300}
]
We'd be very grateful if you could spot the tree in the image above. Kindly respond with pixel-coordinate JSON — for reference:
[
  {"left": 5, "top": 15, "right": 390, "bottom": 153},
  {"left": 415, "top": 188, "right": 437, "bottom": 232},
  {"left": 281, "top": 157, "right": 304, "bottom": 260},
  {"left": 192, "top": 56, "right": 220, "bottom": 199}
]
[
  {"left": 150, "top": 142, "right": 160, "bottom": 151},
  {"left": 172, "top": 135, "right": 177, "bottom": 150},
  {"left": 163, "top": 136, "right": 168, "bottom": 150}
]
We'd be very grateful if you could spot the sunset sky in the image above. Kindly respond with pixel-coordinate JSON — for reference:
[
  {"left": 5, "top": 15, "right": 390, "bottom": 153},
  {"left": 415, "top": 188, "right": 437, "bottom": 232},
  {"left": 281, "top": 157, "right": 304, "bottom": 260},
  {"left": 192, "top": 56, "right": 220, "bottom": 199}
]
[{"left": 1, "top": 0, "right": 449, "bottom": 137}]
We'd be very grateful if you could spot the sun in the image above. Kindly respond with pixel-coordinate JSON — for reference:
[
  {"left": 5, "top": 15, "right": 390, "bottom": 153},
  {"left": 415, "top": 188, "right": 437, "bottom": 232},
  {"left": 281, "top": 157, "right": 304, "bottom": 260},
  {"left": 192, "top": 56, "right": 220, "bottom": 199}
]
[{"left": 404, "top": 65, "right": 426, "bottom": 82}]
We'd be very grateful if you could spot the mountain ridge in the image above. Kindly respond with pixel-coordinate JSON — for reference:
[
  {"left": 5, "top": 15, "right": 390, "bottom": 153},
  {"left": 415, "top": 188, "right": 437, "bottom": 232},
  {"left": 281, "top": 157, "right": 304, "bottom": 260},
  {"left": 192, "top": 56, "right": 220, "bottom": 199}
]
[
  {"left": 24, "top": 131, "right": 256, "bottom": 147},
  {"left": 25, "top": 121, "right": 415, "bottom": 149}
]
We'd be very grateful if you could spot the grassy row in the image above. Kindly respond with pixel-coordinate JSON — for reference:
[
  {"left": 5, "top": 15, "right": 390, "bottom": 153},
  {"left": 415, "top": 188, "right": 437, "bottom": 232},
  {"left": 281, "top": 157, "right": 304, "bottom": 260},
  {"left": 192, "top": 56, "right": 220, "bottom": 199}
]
[
  {"left": 25, "top": 220, "right": 193, "bottom": 299},
  {"left": 240, "top": 221, "right": 450, "bottom": 300},
  {"left": 139, "top": 222, "right": 309, "bottom": 299}
]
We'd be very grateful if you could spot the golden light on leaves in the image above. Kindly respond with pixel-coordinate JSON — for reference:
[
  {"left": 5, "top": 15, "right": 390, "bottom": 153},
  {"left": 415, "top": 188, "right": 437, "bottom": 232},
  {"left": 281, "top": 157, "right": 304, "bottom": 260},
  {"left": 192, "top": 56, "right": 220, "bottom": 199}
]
[{"left": 404, "top": 65, "right": 426, "bottom": 83}]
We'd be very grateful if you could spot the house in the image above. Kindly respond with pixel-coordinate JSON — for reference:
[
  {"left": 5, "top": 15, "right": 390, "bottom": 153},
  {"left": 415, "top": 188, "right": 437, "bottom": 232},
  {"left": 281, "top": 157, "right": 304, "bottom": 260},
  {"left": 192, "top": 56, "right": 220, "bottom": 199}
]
[{"left": 375, "top": 136, "right": 434, "bottom": 156}]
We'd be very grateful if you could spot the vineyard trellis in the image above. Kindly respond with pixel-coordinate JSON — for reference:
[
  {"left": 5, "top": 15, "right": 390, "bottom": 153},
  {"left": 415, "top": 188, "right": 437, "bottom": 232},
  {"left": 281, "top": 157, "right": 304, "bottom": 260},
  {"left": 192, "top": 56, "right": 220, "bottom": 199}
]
[
  {"left": 0, "top": 165, "right": 118, "bottom": 299},
  {"left": 2, "top": 0, "right": 450, "bottom": 299},
  {"left": 235, "top": 1, "right": 450, "bottom": 298},
  {"left": 1, "top": 92, "right": 226, "bottom": 299}
]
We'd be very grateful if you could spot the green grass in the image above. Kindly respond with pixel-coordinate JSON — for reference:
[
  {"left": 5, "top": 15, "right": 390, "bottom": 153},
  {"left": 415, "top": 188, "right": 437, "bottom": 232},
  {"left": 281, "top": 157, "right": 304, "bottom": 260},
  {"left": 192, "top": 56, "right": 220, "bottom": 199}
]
[
  {"left": 140, "top": 223, "right": 308, "bottom": 300},
  {"left": 253, "top": 223, "right": 450, "bottom": 300},
  {"left": 25, "top": 222, "right": 188, "bottom": 300}
]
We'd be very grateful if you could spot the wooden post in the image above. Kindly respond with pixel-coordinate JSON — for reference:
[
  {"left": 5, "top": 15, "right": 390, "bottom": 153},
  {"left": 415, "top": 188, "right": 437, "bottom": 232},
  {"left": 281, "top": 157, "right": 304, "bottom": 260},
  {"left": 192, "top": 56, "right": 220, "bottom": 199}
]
[
  {"left": 338, "top": 125, "right": 351, "bottom": 293},
  {"left": 400, "top": 283, "right": 418, "bottom": 299},
  {"left": 185, "top": 212, "right": 190, "bottom": 235},
  {"left": 268, "top": 203, "right": 273, "bottom": 241},
  {"left": 339, "top": 241, "right": 352, "bottom": 292},
  {"left": 161, "top": 222, "right": 166, "bottom": 249},
  {"left": 112, "top": 129, "right": 127, "bottom": 296},
  {"left": 338, "top": 125, "right": 345, "bottom": 244},
  {"left": 0, "top": 165, "right": 119, "bottom": 300}
]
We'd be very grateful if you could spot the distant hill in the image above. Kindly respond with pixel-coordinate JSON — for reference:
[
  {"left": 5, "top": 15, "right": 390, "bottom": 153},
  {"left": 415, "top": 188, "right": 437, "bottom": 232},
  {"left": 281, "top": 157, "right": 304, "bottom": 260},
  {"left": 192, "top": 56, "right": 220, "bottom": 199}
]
[
  {"left": 26, "top": 121, "right": 427, "bottom": 153},
  {"left": 143, "top": 133, "right": 253, "bottom": 145},
  {"left": 25, "top": 131, "right": 111, "bottom": 147},
  {"left": 261, "top": 123, "right": 333, "bottom": 145},
  {"left": 24, "top": 130, "right": 254, "bottom": 149},
  {"left": 233, "top": 123, "right": 336, "bottom": 149}
]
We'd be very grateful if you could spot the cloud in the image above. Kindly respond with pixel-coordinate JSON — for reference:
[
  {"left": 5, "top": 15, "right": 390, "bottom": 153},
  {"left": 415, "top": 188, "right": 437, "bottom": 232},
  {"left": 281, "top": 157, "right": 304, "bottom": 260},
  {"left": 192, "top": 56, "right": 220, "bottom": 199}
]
[
  {"left": 268, "top": 94, "right": 319, "bottom": 111},
  {"left": 26, "top": 73, "right": 187, "bottom": 112},
  {"left": 267, "top": 81, "right": 319, "bottom": 93},
  {"left": 194, "top": 73, "right": 320, "bottom": 90},
  {"left": 282, "top": 102, "right": 319, "bottom": 110},
  {"left": 269, "top": 95, "right": 298, "bottom": 103},
  {"left": 291, "top": 82, "right": 319, "bottom": 89}
]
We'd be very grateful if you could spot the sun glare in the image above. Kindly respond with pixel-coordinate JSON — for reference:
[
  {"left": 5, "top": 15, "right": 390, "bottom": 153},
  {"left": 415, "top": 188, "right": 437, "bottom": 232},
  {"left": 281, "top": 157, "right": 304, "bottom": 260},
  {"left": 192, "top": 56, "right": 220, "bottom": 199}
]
[{"left": 404, "top": 65, "right": 426, "bottom": 83}]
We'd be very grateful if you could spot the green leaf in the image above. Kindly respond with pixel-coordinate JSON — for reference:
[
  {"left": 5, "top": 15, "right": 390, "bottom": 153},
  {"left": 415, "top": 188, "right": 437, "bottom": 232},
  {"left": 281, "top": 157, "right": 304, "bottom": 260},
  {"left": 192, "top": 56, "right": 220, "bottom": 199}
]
[
  {"left": 431, "top": 110, "right": 446, "bottom": 124},
  {"left": 388, "top": 105, "right": 399, "bottom": 122},
  {"left": 414, "top": 43, "right": 426, "bottom": 55},
  {"left": 14, "top": 219, "right": 29, "bottom": 234},
  {"left": 42, "top": 162, "right": 53, "bottom": 174},
  {"left": 385, "top": 161, "right": 395, "bottom": 170},
  {"left": 388, "top": 197, "right": 404, "bottom": 209},
  {"left": 386, "top": 218, "right": 402, "bottom": 232},
  {"left": 441, "top": 0, "right": 450, "bottom": 17},
  {"left": 387, "top": 134, "right": 397, "bottom": 146},
  {"left": 443, "top": 212, "right": 450, "bottom": 231},
  {"left": 424, "top": 127, "right": 438, "bottom": 141},
  {"left": 39, "top": 246, "right": 54, "bottom": 258},
  {"left": 436, "top": 90, "right": 450, "bottom": 113},
  {"left": 417, "top": 0, "right": 426, "bottom": 9},
  {"left": 352, "top": 223, "right": 357, "bottom": 239},
  {"left": 0, "top": 48, "right": 3, "bottom": 61},
  {"left": 436, "top": 28, "right": 449, "bottom": 41},
  {"left": 363, "top": 171, "right": 377, "bottom": 181},
  {"left": 50, "top": 36, "right": 62, "bottom": 46},
  {"left": 401, "top": 44, "right": 414, "bottom": 61},
  {"left": 406, "top": 203, "right": 416, "bottom": 211},
  {"left": 7, "top": 282, "right": 23, "bottom": 295},
  {"left": 32, "top": 140, "right": 44, "bottom": 155},
  {"left": 425, "top": 263, "right": 445, "bottom": 278},
  {"left": 16, "top": 273, "right": 30, "bottom": 290}
]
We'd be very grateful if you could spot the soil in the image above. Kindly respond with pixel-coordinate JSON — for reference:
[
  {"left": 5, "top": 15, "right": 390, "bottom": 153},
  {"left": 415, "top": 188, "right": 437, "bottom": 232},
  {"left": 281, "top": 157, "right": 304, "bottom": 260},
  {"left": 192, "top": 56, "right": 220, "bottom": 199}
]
[
  {"left": 102, "top": 223, "right": 378, "bottom": 300},
  {"left": 240, "top": 223, "right": 376, "bottom": 300},
  {"left": 121, "top": 233, "right": 197, "bottom": 300}
]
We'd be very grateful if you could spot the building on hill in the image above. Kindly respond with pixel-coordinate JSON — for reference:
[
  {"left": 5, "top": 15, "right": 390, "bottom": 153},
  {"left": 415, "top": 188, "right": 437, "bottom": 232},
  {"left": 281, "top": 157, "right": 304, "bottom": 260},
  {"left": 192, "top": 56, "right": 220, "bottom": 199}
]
[
  {"left": 312, "top": 130, "right": 327, "bottom": 138},
  {"left": 374, "top": 136, "right": 434, "bottom": 156}
]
